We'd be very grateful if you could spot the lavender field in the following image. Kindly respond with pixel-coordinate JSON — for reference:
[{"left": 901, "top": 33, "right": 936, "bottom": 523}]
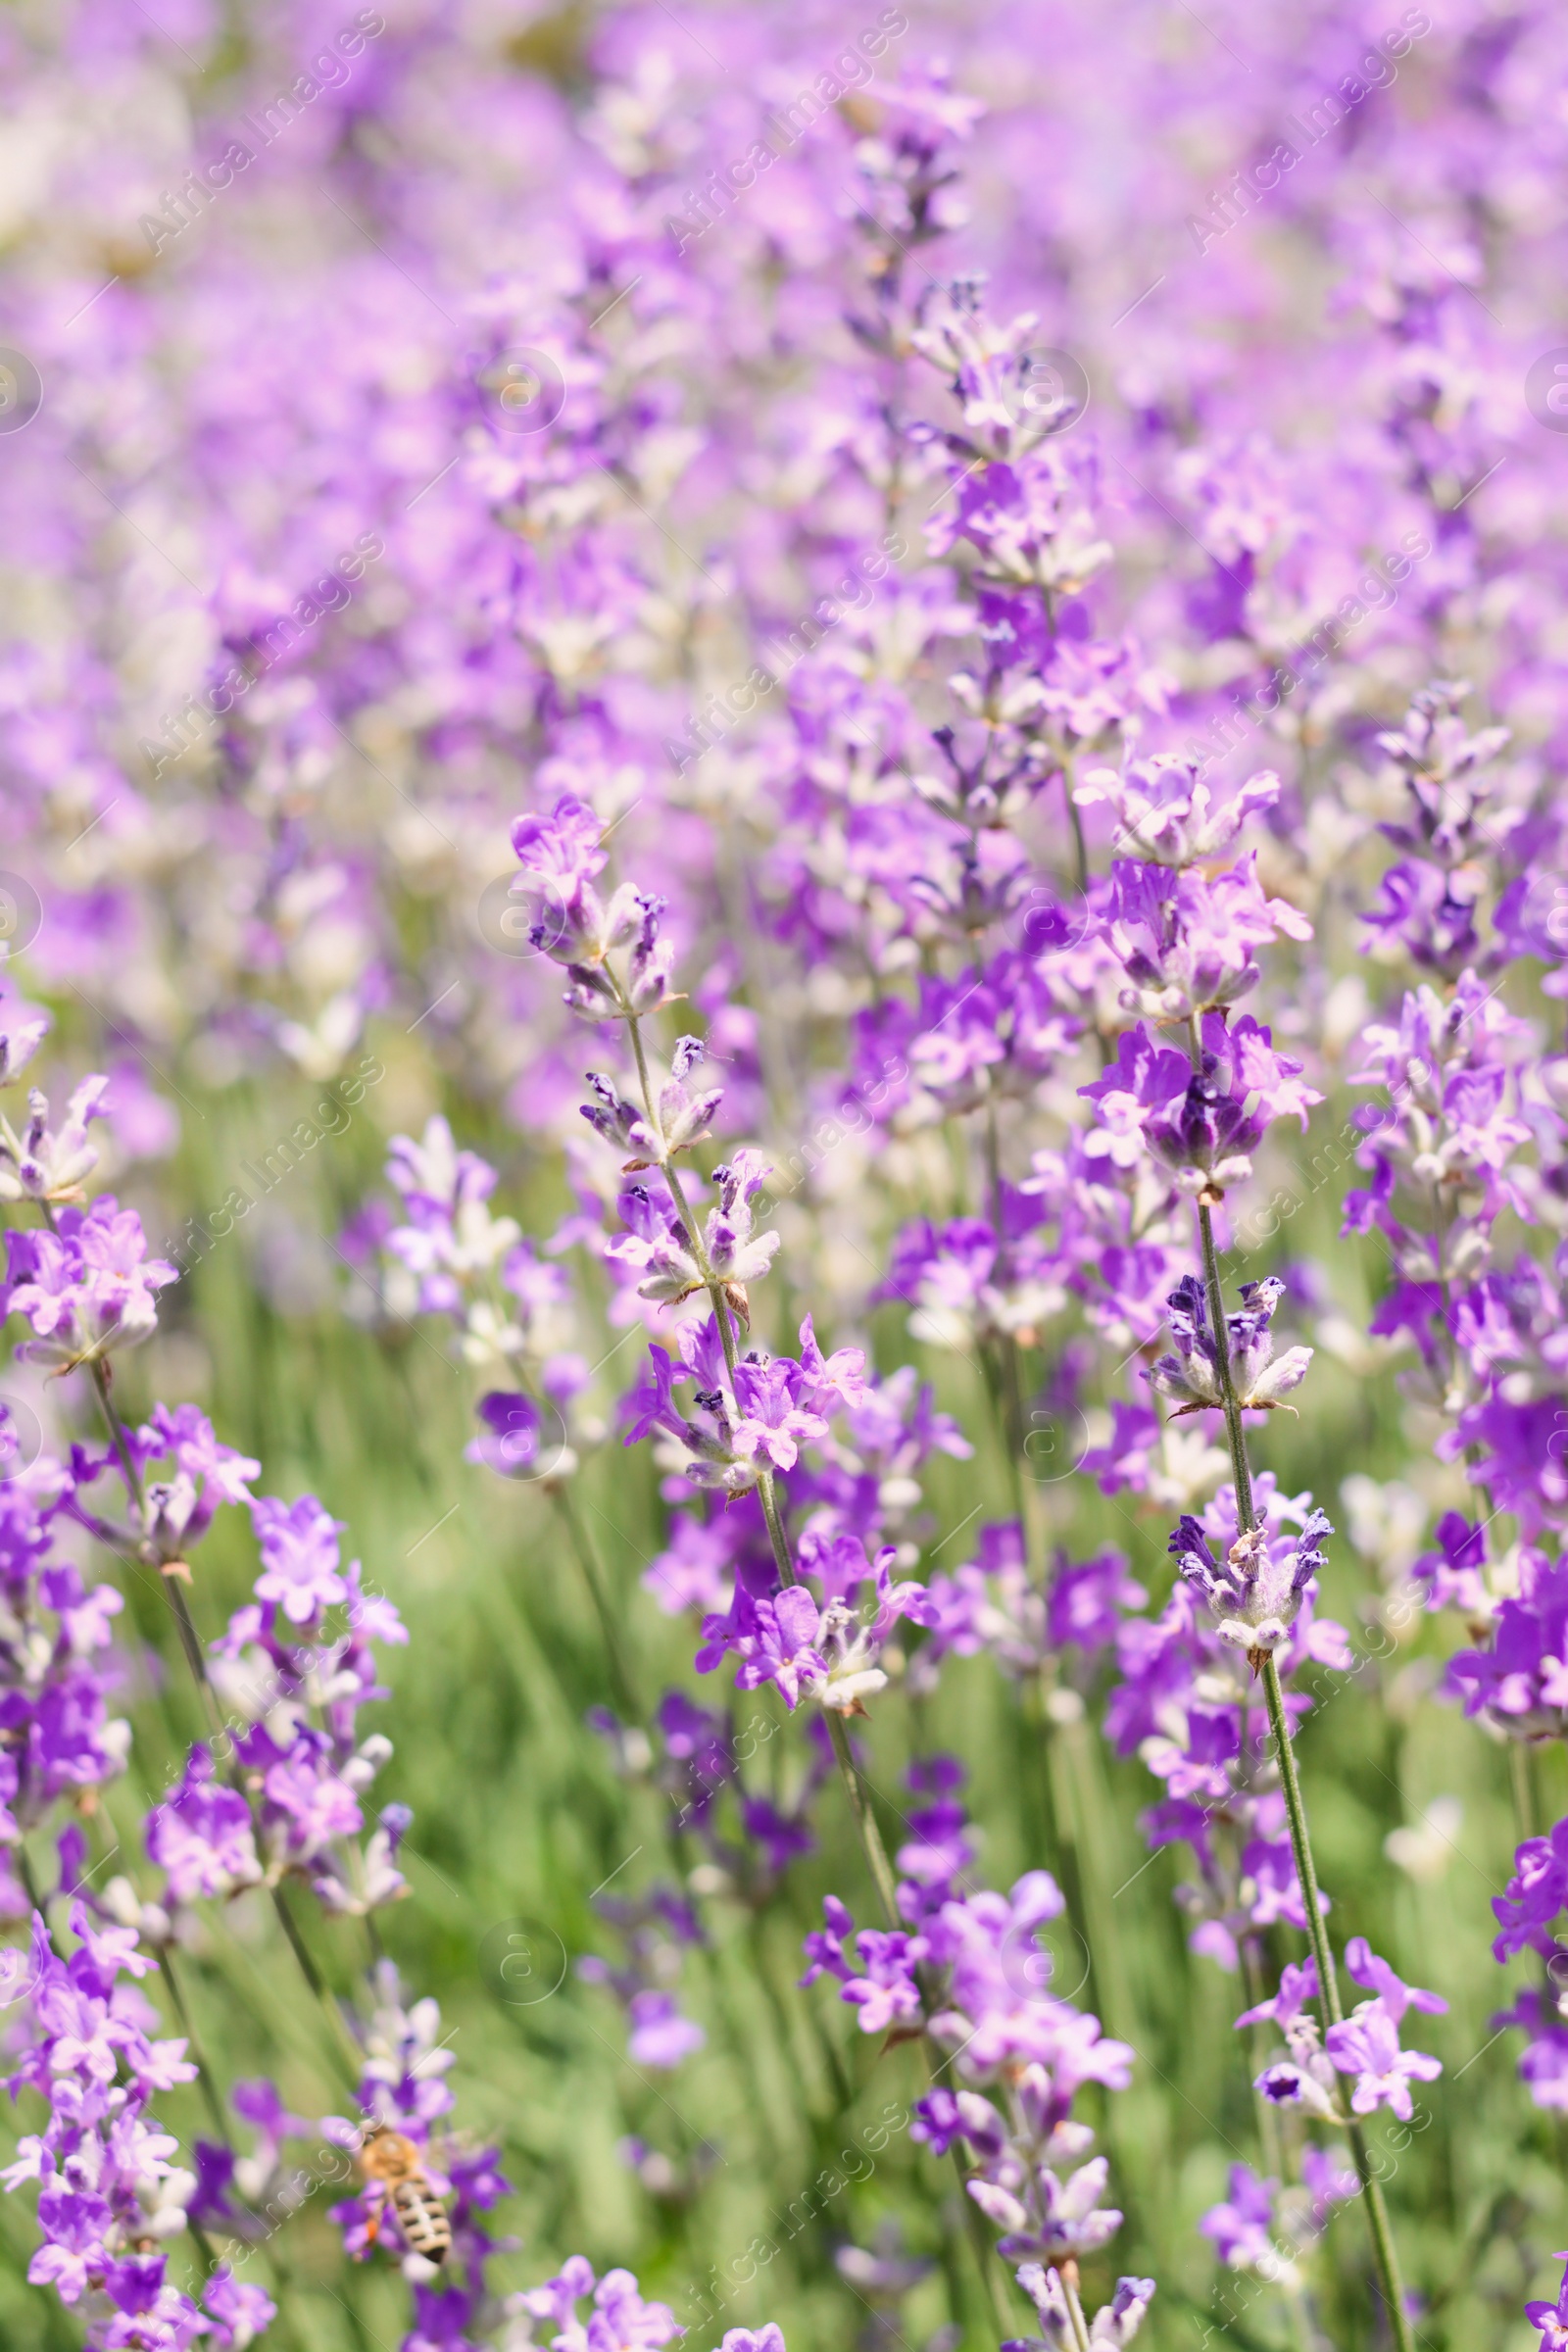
[{"left": 3, "top": 3, "right": 1567, "bottom": 2348}]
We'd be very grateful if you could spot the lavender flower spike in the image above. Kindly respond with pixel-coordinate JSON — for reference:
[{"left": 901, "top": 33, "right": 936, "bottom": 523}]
[
  {"left": 1170, "top": 1504, "right": 1333, "bottom": 1661},
  {"left": 0, "top": 1078, "right": 111, "bottom": 1204},
  {"left": 1011, "top": 2262, "right": 1155, "bottom": 2348},
  {"left": 1150, "top": 1275, "right": 1313, "bottom": 1417},
  {"left": 1073, "top": 753, "right": 1280, "bottom": 868}
]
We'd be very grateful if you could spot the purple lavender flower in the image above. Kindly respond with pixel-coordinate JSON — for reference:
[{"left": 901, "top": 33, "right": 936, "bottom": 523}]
[
  {"left": 1080, "top": 1016, "right": 1317, "bottom": 1200},
  {"left": 145, "top": 1745, "right": 261, "bottom": 1904},
  {"left": 183, "top": 1496, "right": 410, "bottom": 1919},
  {"left": 0, "top": 1078, "right": 111, "bottom": 1204},
  {"left": 1300, "top": 2143, "right": 1359, "bottom": 2230},
  {"left": 509, "top": 797, "right": 678, "bottom": 1021},
  {"left": 1102, "top": 856, "right": 1313, "bottom": 1021},
  {"left": 1527, "top": 2258, "right": 1568, "bottom": 2352},
  {"left": 1, "top": 1905, "right": 206, "bottom": 2341},
  {"left": 624, "top": 1316, "right": 871, "bottom": 1499},
  {"left": 5, "top": 1197, "right": 176, "bottom": 1371},
  {"left": 1046, "top": 1549, "right": 1146, "bottom": 1654},
  {"left": 1200, "top": 2164, "right": 1280, "bottom": 2272},
  {"left": 1325, "top": 2001, "right": 1443, "bottom": 2122},
  {"left": 1150, "top": 1274, "right": 1313, "bottom": 1417},
  {"left": 583, "top": 1037, "right": 723, "bottom": 1166},
  {"left": 1493, "top": 1820, "right": 1568, "bottom": 1962},
  {"left": 699, "top": 1544, "right": 932, "bottom": 1713},
  {"left": 1411, "top": 1511, "right": 1492, "bottom": 1615},
  {"left": 1343, "top": 1937, "right": 1446, "bottom": 2022},
  {"left": 1446, "top": 1551, "right": 1568, "bottom": 1735},
  {"left": 1011, "top": 2262, "right": 1155, "bottom": 2350},
  {"left": 517, "top": 2256, "right": 687, "bottom": 2352},
  {"left": 0, "top": 994, "right": 50, "bottom": 1088},
  {"left": 468, "top": 1389, "right": 543, "bottom": 1478},
  {"left": 203, "top": 2266, "right": 277, "bottom": 2349},
  {"left": 1169, "top": 1505, "right": 1332, "bottom": 1657},
  {"left": 1074, "top": 756, "right": 1280, "bottom": 868},
  {"left": 250, "top": 1494, "right": 351, "bottom": 1625},
  {"left": 625, "top": 1988, "right": 706, "bottom": 2069},
  {"left": 0, "top": 1471, "right": 130, "bottom": 1854}
]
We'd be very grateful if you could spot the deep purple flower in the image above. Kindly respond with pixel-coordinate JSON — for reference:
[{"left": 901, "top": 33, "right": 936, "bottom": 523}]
[
  {"left": 1526, "top": 2256, "right": 1568, "bottom": 2352},
  {"left": 1493, "top": 1820, "right": 1568, "bottom": 1963},
  {"left": 468, "top": 1389, "right": 542, "bottom": 1477}
]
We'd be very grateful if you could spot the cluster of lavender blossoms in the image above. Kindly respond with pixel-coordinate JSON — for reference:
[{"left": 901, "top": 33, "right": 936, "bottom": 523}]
[
  {"left": 803, "top": 1762, "right": 1152, "bottom": 2348},
  {"left": 9, "top": 0, "right": 1568, "bottom": 2343}
]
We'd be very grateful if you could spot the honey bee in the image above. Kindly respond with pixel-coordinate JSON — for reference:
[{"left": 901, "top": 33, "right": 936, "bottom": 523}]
[{"left": 356, "top": 2126, "right": 452, "bottom": 2266}]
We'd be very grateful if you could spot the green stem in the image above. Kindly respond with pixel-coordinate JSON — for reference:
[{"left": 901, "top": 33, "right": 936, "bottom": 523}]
[
  {"left": 268, "top": 1886, "right": 362, "bottom": 2093},
  {"left": 823, "top": 1715, "right": 902, "bottom": 1929},
  {"left": 1509, "top": 1739, "right": 1540, "bottom": 1843},
  {"left": 1197, "top": 1200, "right": 1254, "bottom": 1533},
  {"left": 1061, "top": 756, "right": 1088, "bottom": 898},
  {"left": 1060, "top": 2266, "right": 1095, "bottom": 2352},
  {"left": 554, "top": 1487, "right": 639, "bottom": 1719},
  {"left": 162, "top": 1944, "right": 233, "bottom": 2149},
  {"left": 15, "top": 1840, "right": 45, "bottom": 1916},
  {"left": 186, "top": 2215, "right": 220, "bottom": 2276},
  {"left": 1260, "top": 1654, "right": 1411, "bottom": 2349},
  {"left": 163, "top": 1566, "right": 214, "bottom": 1692}
]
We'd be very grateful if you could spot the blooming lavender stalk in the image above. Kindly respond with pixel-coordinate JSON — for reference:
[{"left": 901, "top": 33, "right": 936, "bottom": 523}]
[
  {"left": 513, "top": 797, "right": 911, "bottom": 1928},
  {"left": 1071, "top": 750, "right": 1426, "bottom": 2343},
  {"left": 1185, "top": 1126, "right": 1419, "bottom": 2352},
  {"left": 0, "top": 1071, "right": 451, "bottom": 2347},
  {"left": 804, "top": 1760, "right": 1152, "bottom": 2349},
  {"left": 0, "top": 1068, "right": 199, "bottom": 1690},
  {"left": 1, "top": 1902, "right": 276, "bottom": 2350}
]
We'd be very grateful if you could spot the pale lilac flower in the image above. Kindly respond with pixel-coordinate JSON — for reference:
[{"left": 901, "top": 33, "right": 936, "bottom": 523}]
[
  {"left": 520, "top": 2260, "right": 686, "bottom": 2352},
  {"left": 6, "top": 1198, "right": 175, "bottom": 1369},
  {"left": 1012, "top": 2263, "right": 1155, "bottom": 2349},
  {"left": 250, "top": 1494, "right": 350, "bottom": 1625},
  {"left": 1102, "top": 856, "right": 1313, "bottom": 1022},
  {"left": 1326, "top": 2001, "right": 1443, "bottom": 2121},
  {"left": 1200, "top": 2165, "right": 1280, "bottom": 2272},
  {"left": 626, "top": 1989, "right": 707, "bottom": 2069},
  {"left": 1074, "top": 756, "right": 1280, "bottom": 868},
  {"left": 1343, "top": 1936, "right": 1447, "bottom": 2022},
  {"left": 0, "top": 996, "right": 50, "bottom": 1087},
  {"left": 204, "top": 2266, "right": 277, "bottom": 2350},
  {"left": 0, "top": 1078, "right": 111, "bottom": 1203},
  {"left": 146, "top": 1746, "right": 262, "bottom": 1904},
  {"left": 1301, "top": 2144, "right": 1359, "bottom": 2230}
]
